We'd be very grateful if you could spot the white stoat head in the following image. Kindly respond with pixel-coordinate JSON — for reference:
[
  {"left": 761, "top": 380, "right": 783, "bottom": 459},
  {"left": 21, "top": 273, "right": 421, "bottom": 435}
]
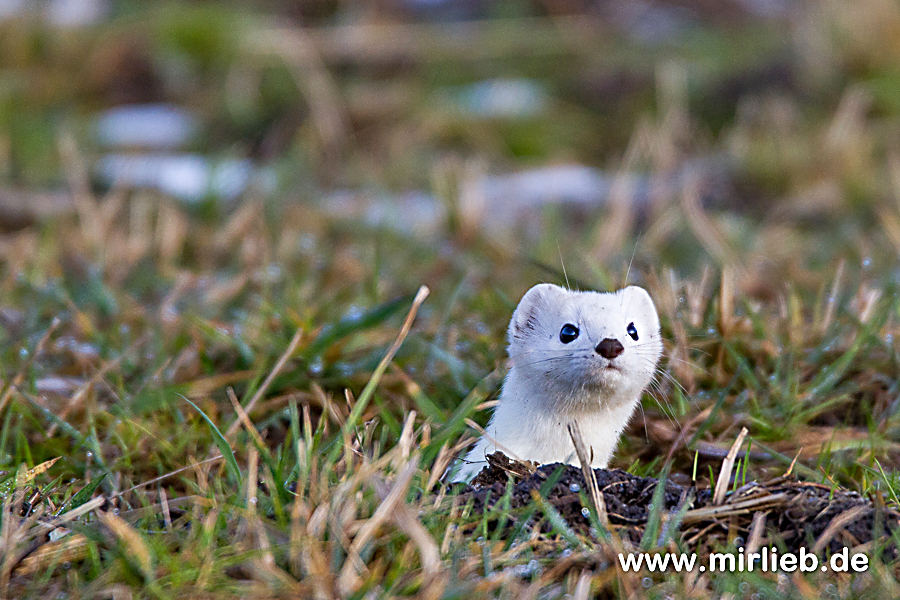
[{"left": 507, "top": 283, "right": 662, "bottom": 409}]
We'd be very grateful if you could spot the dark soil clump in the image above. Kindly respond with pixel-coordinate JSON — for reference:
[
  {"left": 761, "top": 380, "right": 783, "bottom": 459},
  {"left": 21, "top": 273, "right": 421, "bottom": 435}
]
[{"left": 453, "top": 453, "right": 900, "bottom": 556}]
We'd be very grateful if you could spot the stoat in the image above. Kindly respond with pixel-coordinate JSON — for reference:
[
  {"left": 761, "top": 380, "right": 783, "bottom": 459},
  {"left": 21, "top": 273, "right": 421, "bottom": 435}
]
[{"left": 452, "top": 283, "right": 662, "bottom": 482}]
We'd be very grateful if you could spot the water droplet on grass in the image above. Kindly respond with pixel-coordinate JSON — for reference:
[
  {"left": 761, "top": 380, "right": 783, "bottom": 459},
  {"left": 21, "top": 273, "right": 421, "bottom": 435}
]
[
  {"left": 345, "top": 305, "right": 364, "bottom": 322},
  {"left": 309, "top": 357, "right": 324, "bottom": 375}
]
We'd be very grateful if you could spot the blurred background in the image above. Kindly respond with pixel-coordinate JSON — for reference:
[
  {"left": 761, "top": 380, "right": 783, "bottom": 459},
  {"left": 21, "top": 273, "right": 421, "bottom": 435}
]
[
  {"left": 5, "top": 0, "right": 900, "bottom": 470},
  {"left": 2, "top": 0, "right": 898, "bottom": 259}
]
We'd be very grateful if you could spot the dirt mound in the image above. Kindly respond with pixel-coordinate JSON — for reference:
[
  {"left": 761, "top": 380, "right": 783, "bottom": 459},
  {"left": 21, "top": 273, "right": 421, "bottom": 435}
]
[{"left": 454, "top": 453, "right": 899, "bottom": 556}]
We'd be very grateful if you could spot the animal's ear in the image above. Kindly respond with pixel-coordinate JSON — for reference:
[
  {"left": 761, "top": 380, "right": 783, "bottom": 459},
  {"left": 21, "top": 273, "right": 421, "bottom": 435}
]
[
  {"left": 620, "top": 286, "right": 658, "bottom": 319},
  {"left": 509, "top": 283, "right": 565, "bottom": 340}
]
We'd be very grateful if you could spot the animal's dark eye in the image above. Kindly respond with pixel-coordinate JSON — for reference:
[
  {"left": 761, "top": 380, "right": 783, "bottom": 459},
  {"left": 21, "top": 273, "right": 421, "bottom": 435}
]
[
  {"left": 627, "top": 322, "right": 639, "bottom": 341},
  {"left": 559, "top": 324, "right": 579, "bottom": 344}
]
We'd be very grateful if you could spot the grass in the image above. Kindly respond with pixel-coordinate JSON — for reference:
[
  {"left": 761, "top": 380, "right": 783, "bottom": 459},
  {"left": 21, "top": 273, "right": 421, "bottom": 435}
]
[
  {"left": 3, "top": 0, "right": 900, "bottom": 597},
  {"left": 2, "top": 181, "right": 900, "bottom": 598}
]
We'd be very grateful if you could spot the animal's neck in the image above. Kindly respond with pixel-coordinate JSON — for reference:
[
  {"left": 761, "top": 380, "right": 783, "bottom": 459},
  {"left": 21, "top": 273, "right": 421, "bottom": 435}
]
[{"left": 503, "top": 367, "right": 618, "bottom": 416}]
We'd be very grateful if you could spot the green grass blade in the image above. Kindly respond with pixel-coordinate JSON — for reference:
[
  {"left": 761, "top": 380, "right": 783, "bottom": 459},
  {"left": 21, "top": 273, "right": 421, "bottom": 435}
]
[
  {"left": 303, "top": 293, "right": 414, "bottom": 360},
  {"left": 56, "top": 472, "right": 107, "bottom": 517},
  {"left": 531, "top": 489, "right": 585, "bottom": 548},
  {"left": 640, "top": 462, "right": 671, "bottom": 550},
  {"left": 181, "top": 395, "right": 242, "bottom": 485},
  {"left": 327, "top": 287, "right": 429, "bottom": 462}
]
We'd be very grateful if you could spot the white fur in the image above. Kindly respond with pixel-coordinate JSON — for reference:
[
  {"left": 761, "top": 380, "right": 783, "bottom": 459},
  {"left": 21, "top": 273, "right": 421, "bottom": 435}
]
[{"left": 452, "top": 283, "right": 662, "bottom": 482}]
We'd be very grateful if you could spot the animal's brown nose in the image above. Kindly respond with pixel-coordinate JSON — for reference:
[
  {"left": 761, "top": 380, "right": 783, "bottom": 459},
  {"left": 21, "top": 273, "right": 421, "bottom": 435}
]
[{"left": 595, "top": 338, "right": 624, "bottom": 359}]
